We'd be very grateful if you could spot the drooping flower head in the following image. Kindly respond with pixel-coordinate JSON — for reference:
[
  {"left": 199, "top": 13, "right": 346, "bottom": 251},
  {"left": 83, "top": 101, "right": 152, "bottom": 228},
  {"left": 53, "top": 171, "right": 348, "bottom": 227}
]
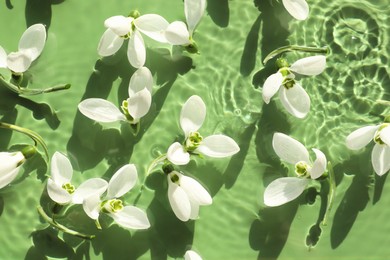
[
  {"left": 167, "top": 95, "right": 240, "bottom": 165},
  {"left": 262, "top": 55, "right": 326, "bottom": 118},
  {"left": 282, "top": 0, "right": 309, "bottom": 21}
]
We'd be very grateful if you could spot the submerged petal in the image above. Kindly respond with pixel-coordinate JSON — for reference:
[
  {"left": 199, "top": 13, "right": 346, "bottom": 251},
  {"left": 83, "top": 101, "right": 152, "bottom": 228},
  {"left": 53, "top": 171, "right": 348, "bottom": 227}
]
[
  {"left": 282, "top": 0, "right": 309, "bottom": 20},
  {"left": 104, "top": 15, "right": 133, "bottom": 36},
  {"left": 165, "top": 21, "right": 191, "bottom": 45},
  {"left": 107, "top": 164, "right": 138, "bottom": 199},
  {"left": 127, "top": 30, "right": 146, "bottom": 69},
  {"left": 180, "top": 95, "right": 206, "bottom": 137},
  {"left": 6, "top": 51, "right": 32, "bottom": 73},
  {"left": 0, "top": 166, "right": 21, "bottom": 189},
  {"left": 290, "top": 55, "right": 326, "bottom": 76},
  {"left": 82, "top": 194, "right": 101, "bottom": 220},
  {"left": 50, "top": 152, "right": 73, "bottom": 185},
  {"left": 371, "top": 144, "right": 390, "bottom": 176},
  {"left": 97, "top": 28, "right": 124, "bottom": 57},
  {"left": 18, "top": 24, "right": 46, "bottom": 61},
  {"left": 78, "top": 98, "right": 126, "bottom": 123},
  {"left": 272, "top": 132, "right": 310, "bottom": 164},
  {"left": 110, "top": 205, "right": 150, "bottom": 230},
  {"left": 310, "top": 148, "right": 327, "bottom": 179},
  {"left": 184, "top": 0, "right": 207, "bottom": 33},
  {"left": 346, "top": 125, "right": 378, "bottom": 150},
  {"left": 0, "top": 151, "right": 25, "bottom": 177},
  {"left": 279, "top": 82, "right": 310, "bottom": 118},
  {"left": 0, "top": 46, "right": 7, "bottom": 68},
  {"left": 134, "top": 14, "right": 169, "bottom": 43},
  {"left": 127, "top": 88, "right": 152, "bottom": 120},
  {"left": 128, "top": 67, "right": 153, "bottom": 96},
  {"left": 72, "top": 178, "right": 108, "bottom": 204},
  {"left": 264, "top": 177, "right": 309, "bottom": 206},
  {"left": 379, "top": 125, "right": 390, "bottom": 147},
  {"left": 180, "top": 174, "right": 212, "bottom": 205},
  {"left": 262, "top": 72, "right": 284, "bottom": 104},
  {"left": 47, "top": 178, "right": 72, "bottom": 204},
  {"left": 185, "top": 250, "right": 202, "bottom": 260},
  {"left": 167, "top": 177, "right": 191, "bottom": 221},
  {"left": 196, "top": 134, "right": 240, "bottom": 158},
  {"left": 167, "top": 142, "right": 191, "bottom": 165}
]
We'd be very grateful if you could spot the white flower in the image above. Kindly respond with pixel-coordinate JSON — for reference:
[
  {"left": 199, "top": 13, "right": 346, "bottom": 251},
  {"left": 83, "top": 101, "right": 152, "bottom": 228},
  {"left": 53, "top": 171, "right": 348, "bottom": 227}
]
[
  {"left": 164, "top": 0, "right": 206, "bottom": 46},
  {"left": 167, "top": 171, "right": 212, "bottom": 221},
  {"left": 185, "top": 250, "right": 202, "bottom": 260},
  {"left": 82, "top": 164, "right": 150, "bottom": 230},
  {"left": 47, "top": 152, "right": 108, "bottom": 205},
  {"left": 346, "top": 123, "right": 390, "bottom": 176},
  {"left": 98, "top": 13, "right": 169, "bottom": 68},
  {"left": 262, "top": 55, "right": 326, "bottom": 118},
  {"left": 263, "top": 132, "right": 327, "bottom": 207},
  {"left": 166, "top": 95, "right": 240, "bottom": 165},
  {"left": 282, "top": 0, "right": 309, "bottom": 20},
  {"left": 0, "top": 24, "right": 46, "bottom": 74},
  {"left": 0, "top": 151, "right": 26, "bottom": 189},
  {"left": 78, "top": 66, "right": 153, "bottom": 124}
]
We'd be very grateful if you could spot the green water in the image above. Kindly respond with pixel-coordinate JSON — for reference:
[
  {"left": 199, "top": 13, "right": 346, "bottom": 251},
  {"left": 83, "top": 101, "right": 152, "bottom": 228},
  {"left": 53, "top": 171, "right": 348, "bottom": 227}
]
[{"left": 1, "top": 0, "right": 390, "bottom": 259}]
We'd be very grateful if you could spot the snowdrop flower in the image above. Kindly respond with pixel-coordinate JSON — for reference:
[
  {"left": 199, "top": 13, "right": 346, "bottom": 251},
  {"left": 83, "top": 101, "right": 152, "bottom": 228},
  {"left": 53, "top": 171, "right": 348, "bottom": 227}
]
[
  {"left": 78, "top": 66, "right": 153, "bottom": 125},
  {"left": 262, "top": 55, "right": 326, "bottom": 118},
  {"left": 185, "top": 250, "right": 202, "bottom": 260},
  {"left": 263, "top": 132, "right": 327, "bottom": 207},
  {"left": 98, "top": 11, "right": 169, "bottom": 68},
  {"left": 167, "top": 95, "right": 240, "bottom": 165},
  {"left": 282, "top": 0, "right": 309, "bottom": 21},
  {"left": 0, "top": 24, "right": 46, "bottom": 74},
  {"left": 164, "top": 0, "right": 206, "bottom": 53},
  {"left": 47, "top": 152, "right": 108, "bottom": 205},
  {"left": 346, "top": 123, "right": 390, "bottom": 176},
  {"left": 167, "top": 170, "right": 212, "bottom": 221},
  {"left": 82, "top": 164, "right": 150, "bottom": 230}
]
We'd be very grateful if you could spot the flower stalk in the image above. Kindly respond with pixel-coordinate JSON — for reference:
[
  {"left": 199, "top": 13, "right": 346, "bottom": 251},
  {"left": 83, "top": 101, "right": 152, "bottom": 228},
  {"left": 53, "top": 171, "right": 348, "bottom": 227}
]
[
  {"left": 263, "top": 45, "right": 329, "bottom": 65},
  {"left": 321, "top": 161, "right": 336, "bottom": 226}
]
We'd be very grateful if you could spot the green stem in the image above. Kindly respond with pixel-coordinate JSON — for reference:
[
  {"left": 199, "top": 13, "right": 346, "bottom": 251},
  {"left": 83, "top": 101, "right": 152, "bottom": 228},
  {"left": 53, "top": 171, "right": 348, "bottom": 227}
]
[
  {"left": 146, "top": 153, "right": 167, "bottom": 177},
  {"left": 376, "top": 99, "right": 390, "bottom": 106},
  {"left": 0, "top": 76, "right": 70, "bottom": 95},
  {"left": 322, "top": 161, "right": 336, "bottom": 226},
  {"left": 263, "top": 45, "right": 329, "bottom": 65},
  {"left": 37, "top": 206, "right": 95, "bottom": 239}
]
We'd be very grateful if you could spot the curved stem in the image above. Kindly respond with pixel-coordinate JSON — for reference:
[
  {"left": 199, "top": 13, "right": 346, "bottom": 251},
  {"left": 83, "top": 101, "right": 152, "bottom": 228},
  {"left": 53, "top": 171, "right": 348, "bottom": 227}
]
[
  {"left": 37, "top": 206, "right": 95, "bottom": 239},
  {"left": 0, "top": 76, "right": 70, "bottom": 95},
  {"left": 0, "top": 122, "right": 49, "bottom": 161},
  {"left": 322, "top": 161, "right": 336, "bottom": 226},
  {"left": 146, "top": 153, "right": 167, "bottom": 177},
  {"left": 263, "top": 45, "right": 329, "bottom": 65}
]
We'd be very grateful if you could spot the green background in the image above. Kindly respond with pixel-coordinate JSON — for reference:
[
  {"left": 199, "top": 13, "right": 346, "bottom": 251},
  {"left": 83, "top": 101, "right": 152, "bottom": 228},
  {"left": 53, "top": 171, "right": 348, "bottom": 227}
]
[{"left": 1, "top": 0, "right": 390, "bottom": 259}]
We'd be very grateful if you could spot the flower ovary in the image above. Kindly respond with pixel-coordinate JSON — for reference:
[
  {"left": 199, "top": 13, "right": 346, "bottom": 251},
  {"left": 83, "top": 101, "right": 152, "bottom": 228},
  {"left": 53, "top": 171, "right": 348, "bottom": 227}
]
[
  {"left": 295, "top": 161, "right": 310, "bottom": 178},
  {"left": 185, "top": 132, "right": 203, "bottom": 152},
  {"left": 102, "top": 199, "right": 124, "bottom": 213}
]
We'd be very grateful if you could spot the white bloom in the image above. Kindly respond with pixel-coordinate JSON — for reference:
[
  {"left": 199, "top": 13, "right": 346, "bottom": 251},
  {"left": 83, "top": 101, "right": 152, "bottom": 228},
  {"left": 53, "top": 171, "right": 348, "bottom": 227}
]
[
  {"left": 185, "top": 250, "right": 202, "bottom": 260},
  {"left": 82, "top": 164, "right": 150, "bottom": 230},
  {"left": 0, "top": 151, "right": 25, "bottom": 189},
  {"left": 164, "top": 0, "right": 206, "bottom": 46},
  {"left": 263, "top": 132, "right": 327, "bottom": 207},
  {"left": 47, "top": 152, "right": 108, "bottom": 205},
  {"left": 78, "top": 66, "right": 153, "bottom": 124},
  {"left": 98, "top": 13, "right": 169, "bottom": 68},
  {"left": 282, "top": 0, "right": 309, "bottom": 20},
  {"left": 167, "top": 171, "right": 212, "bottom": 221},
  {"left": 346, "top": 123, "right": 390, "bottom": 176},
  {"left": 166, "top": 95, "right": 240, "bottom": 165},
  {"left": 262, "top": 55, "right": 326, "bottom": 118},
  {"left": 0, "top": 24, "right": 46, "bottom": 73}
]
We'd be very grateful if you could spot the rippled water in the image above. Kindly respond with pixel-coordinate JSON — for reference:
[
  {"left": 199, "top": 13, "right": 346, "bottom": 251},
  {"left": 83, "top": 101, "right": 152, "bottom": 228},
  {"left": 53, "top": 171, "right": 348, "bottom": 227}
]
[{"left": 1, "top": 0, "right": 390, "bottom": 259}]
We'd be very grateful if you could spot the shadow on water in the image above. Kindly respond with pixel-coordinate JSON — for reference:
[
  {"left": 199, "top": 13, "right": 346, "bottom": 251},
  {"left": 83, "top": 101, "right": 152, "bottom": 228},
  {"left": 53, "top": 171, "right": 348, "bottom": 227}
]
[
  {"left": 25, "top": 0, "right": 65, "bottom": 28},
  {"left": 206, "top": 0, "right": 229, "bottom": 28}
]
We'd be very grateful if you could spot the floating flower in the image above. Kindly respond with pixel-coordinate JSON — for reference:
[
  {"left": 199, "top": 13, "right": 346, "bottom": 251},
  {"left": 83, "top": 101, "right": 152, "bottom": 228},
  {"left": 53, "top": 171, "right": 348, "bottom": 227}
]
[
  {"left": 82, "top": 164, "right": 150, "bottom": 230},
  {"left": 185, "top": 250, "right": 202, "bottom": 260},
  {"left": 346, "top": 123, "right": 390, "bottom": 176},
  {"left": 47, "top": 152, "right": 108, "bottom": 205},
  {"left": 0, "top": 24, "right": 46, "bottom": 74},
  {"left": 167, "top": 170, "right": 212, "bottom": 221},
  {"left": 78, "top": 66, "right": 153, "bottom": 125},
  {"left": 262, "top": 55, "right": 326, "bottom": 118},
  {"left": 164, "top": 0, "right": 206, "bottom": 53},
  {"left": 282, "top": 0, "right": 309, "bottom": 21},
  {"left": 98, "top": 12, "right": 169, "bottom": 68},
  {"left": 166, "top": 95, "right": 240, "bottom": 165},
  {"left": 263, "top": 132, "right": 327, "bottom": 206}
]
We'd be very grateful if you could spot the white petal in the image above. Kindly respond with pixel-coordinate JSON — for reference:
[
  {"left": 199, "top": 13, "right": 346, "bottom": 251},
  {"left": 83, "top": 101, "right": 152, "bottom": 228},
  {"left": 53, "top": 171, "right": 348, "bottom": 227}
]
[
  {"left": 128, "top": 66, "right": 153, "bottom": 96},
  {"left": 0, "top": 46, "right": 7, "bottom": 68},
  {"left": 262, "top": 72, "right": 284, "bottom": 104},
  {"left": 379, "top": 125, "right": 390, "bottom": 147},
  {"left": 371, "top": 144, "right": 390, "bottom": 176},
  {"left": 107, "top": 164, "right": 138, "bottom": 199},
  {"left": 290, "top": 56, "right": 326, "bottom": 76},
  {"left": 6, "top": 51, "right": 32, "bottom": 73},
  {"left": 185, "top": 250, "right": 202, "bottom": 260},
  {"left": 127, "top": 88, "right": 152, "bottom": 120},
  {"left": 72, "top": 178, "right": 108, "bottom": 204},
  {"left": 196, "top": 134, "right": 240, "bottom": 158},
  {"left": 78, "top": 98, "right": 126, "bottom": 123},
  {"left": 282, "top": 0, "right": 309, "bottom": 20},
  {"left": 180, "top": 174, "right": 212, "bottom": 205},
  {"left": 167, "top": 176, "right": 191, "bottom": 221},
  {"left": 346, "top": 125, "right": 378, "bottom": 150},
  {"left": 0, "top": 151, "right": 25, "bottom": 175},
  {"left": 279, "top": 82, "right": 310, "bottom": 118},
  {"left": 184, "top": 0, "right": 207, "bottom": 33},
  {"left": 189, "top": 201, "right": 200, "bottom": 220},
  {"left": 310, "top": 148, "right": 327, "bottom": 179},
  {"left": 18, "top": 24, "right": 46, "bottom": 61},
  {"left": 104, "top": 15, "right": 133, "bottom": 36},
  {"left": 50, "top": 152, "right": 73, "bottom": 185},
  {"left": 165, "top": 21, "right": 191, "bottom": 45},
  {"left": 0, "top": 166, "right": 21, "bottom": 189},
  {"left": 180, "top": 95, "right": 206, "bottom": 137},
  {"left": 167, "top": 142, "right": 190, "bottom": 165},
  {"left": 127, "top": 30, "right": 146, "bottom": 69},
  {"left": 264, "top": 177, "right": 309, "bottom": 206},
  {"left": 47, "top": 178, "right": 72, "bottom": 204},
  {"left": 82, "top": 194, "right": 101, "bottom": 220},
  {"left": 134, "top": 14, "right": 169, "bottom": 43},
  {"left": 272, "top": 132, "right": 309, "bottom": 164},
  {"left": 110, "top": 205, "right": 150, "bottom": 229},
  {"left": 97, "top": 28, "right": 124, "bottom": 57}
]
